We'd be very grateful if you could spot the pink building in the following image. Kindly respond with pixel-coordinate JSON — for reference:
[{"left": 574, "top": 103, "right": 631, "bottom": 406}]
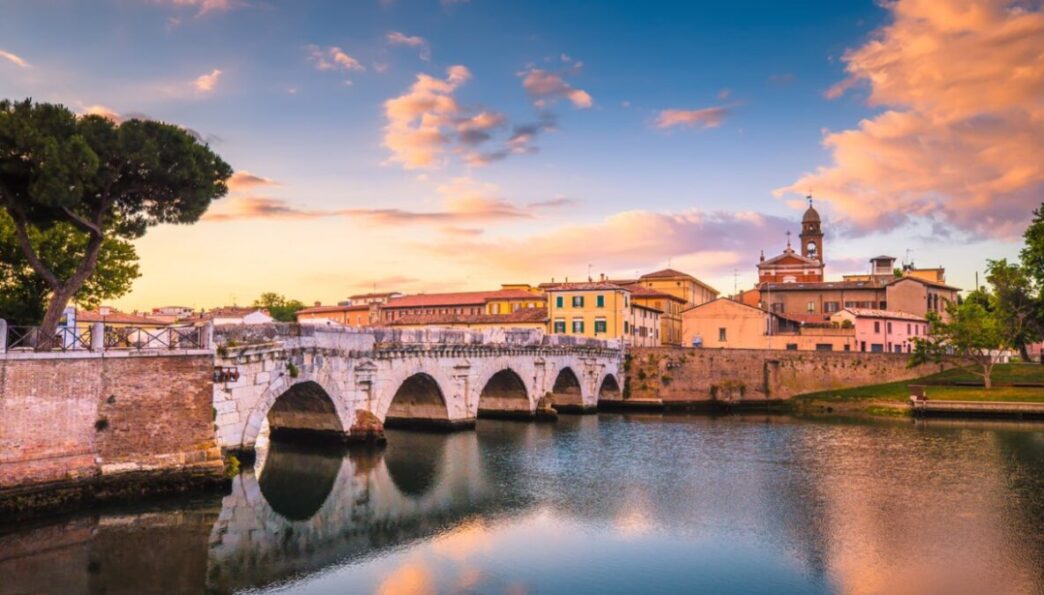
[{"left": 831, "top": 308, "right": 928, "bottom": 354}]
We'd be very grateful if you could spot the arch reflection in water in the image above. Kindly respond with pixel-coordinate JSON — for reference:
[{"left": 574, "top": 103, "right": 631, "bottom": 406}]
[
  {"left": 206, "top": 431, "right": 493, "bottom": 594},
  {"left": 258, "top": 442, "right": 345, "bottom": 521}
]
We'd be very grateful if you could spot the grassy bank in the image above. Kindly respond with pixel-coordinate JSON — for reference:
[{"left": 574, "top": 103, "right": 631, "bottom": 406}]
[{"left": 791, "top": 364, "right": 1044, "bottom": 416}]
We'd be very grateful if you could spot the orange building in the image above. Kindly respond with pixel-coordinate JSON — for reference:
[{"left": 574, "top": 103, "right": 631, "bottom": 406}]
[{"left": 296, "top": 303, "right": 372, "bottom": 327}]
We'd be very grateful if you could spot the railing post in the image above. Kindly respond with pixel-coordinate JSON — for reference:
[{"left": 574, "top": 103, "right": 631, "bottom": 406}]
[
  {"left": 0, "top": 319, "right": 7, "bottom": 354},
  {"left": 202, "top": 321, "right": 215, "bottom": 350},
  {"left": 91, "top": 322, "right": 105, "bottom": 352}
]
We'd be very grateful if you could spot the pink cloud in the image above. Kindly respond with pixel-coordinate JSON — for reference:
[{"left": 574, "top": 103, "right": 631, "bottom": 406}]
[
  {"left": 383, "top": 65, "right": 471, "bottom": 169},
  {"left": 227, "top": 171, "right": 280, "bottom": 192},
  {"left": 387, "top": 31, "right": 431, "bottom": 61},
  {"left": 0, "top": 49, "right": 29, "bottom": 68},
  {"left": 778, "top": 0, "right": 1044, "bottom": 239},
  {"left": 654, "top": 106, "right": 729, "bottom": 129},
  {"left": 519, "top": 66, "right": 593, "bottom": 109},
  {"left": 307, "top": 45, "right": 365, "bottom": 74},
  {"left": 193, "top": 68, "right": 222, "bottom": 92}
]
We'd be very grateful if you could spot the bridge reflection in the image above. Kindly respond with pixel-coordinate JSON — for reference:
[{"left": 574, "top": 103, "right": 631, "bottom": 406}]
[{"left": 205, "top": 430, "right": 502, "bottom": 593}]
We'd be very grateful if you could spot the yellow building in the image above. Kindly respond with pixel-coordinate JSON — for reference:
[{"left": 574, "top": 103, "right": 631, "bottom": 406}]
[
  {"left": 637, "top": 268, "right": 719, "bottom": 307},
  {"left": 545, "top": 282, "right": 630, "bottom": 340},
  {"left": 624, "top": 284, "right": 687, "bottom": 346}
]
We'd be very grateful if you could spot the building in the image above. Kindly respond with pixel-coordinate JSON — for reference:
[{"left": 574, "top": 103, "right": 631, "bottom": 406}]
[
  {"left": 830, "top": 308, "right": 927, "bottom": 354},
  {"left": 681, "top": 298, "right": 856, "bottom": 351},
  {"left": 345, "top": 292, "right": 401, "bottom": 306},
  {"left": 384, "top": 307, "right": 548, "bottom": 331},
  {"left": 70, "top": 308, "right": 169, "bottom": 331},
  {"left": 296, "top": 303, "right": 372, "bottom": 327},
  {"left": 148, "top": 306, "right": 195, "bottom": 324},
  {"left": 635, "top": 268, "right": 718, "bottom": 307},
  {"left": 544, "top": 281, "right": 661, "bottom": 346},
  {"left": 180, "top": 307, "right": 273, "bottom": 326},
  {"left": 620, "top": 283, "right": 687, "bottom": 346},
  {"left": 380, "top": 287, "right": 545, "bottom": 323}
]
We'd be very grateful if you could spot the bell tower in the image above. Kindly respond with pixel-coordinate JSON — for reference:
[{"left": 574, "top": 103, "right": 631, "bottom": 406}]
[{"left": 800, "top": 195, "right": 824, "bottom": 263}]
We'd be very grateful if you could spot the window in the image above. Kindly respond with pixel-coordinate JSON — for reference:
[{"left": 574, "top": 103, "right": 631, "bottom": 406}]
[
  {"left": 887, "top": 322, "right": 893, "bottom": 333},
  {"left": 553, "top": 319, "right": 566, "bottom": 333},
  {"left": 874, "top": 321, "right": 881, "bottom": 333},
  {"left": 871, "top": 343, "right": 884, "bottom": 353},
  {"left": 815, "top": 344, "right": 833, "bottom": 351},
  {"left": 771, "top": 303, "right": 784, "bottom": 313},
  {"left": 860, "top": 341, "right": 866, "bottom": 352},
  {"left": 843, "top": 344, "right": 851, "bottom": 351},
  {"left": 556, "top": 296, "right": 564, "bottom": 308},
  {"left": 572, "top": 296, "right": 584, "bottom": 308},
  {"left": 624, "top": 321, "right": 629, "bottom": 333},
  {"left": 572, "top": 318, "right": 584, "bottom": 333},
  {"left": 906, "top": 323, "right": 911, "bottom": 334},
  {"left": 807, "top": 301, "right": 816, "bottom": 313},
  {"left": 596, "top": 295, "right": 605, "bottom": 308},
  {"left": 719, "top": 328, "right": 727, "bottom": 341},
  {"left": 786, "top": 343, "right": 798, "bottom": 351},
  {"left": 824, "top": 301, "right": 839, "bottom": 313},
  {"left": 893, "top": 344, "right": 902, "bottom": 353},
  {"left": 594, "top": 319, "right": 607, "bottom": 334}
]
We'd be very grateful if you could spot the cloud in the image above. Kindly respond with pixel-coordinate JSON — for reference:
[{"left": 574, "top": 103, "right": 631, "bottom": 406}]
[
  {"left": 203, "top": 176, "right": 572, "bottom": 225},
  {"left": 382, "top": 65, "right": 471, "bottom": 169},
  {"left": 82, "top": 105, "right": 123, "bottom": 122},
  {"left": 456, "top": 111, "right": 507, "bottom": 145},
  {"left": 519, "top": 65, "right": 593, "bottom": 109},
  {"left": 425, "top": 209, "right": 793, "bottom": 278},
  {"left": 227, "top": 171, "right": 280, "bottom": 192},
  {"left": 654, "top": 106, "right": 729, "bottom": 129},
  {"left": 307, "top": 45, "right": 365, "bottom": 74},
  {"left": 193, "top": 68, "right": 222, "bottom": 92},
  {"left": 162, "top": 0, "right": 244, "bottom": 16},
  {"left": 462, "top": 112, "right": 557, "bottom": 166},
  {"left": 0, "top": 49, "right": 29, "bottom": 68},
  {"left": 387, "top": 31, "right": 431, "bottom": 61},
  {"left": 776, "top": 0, "right": 1044, "bottom": 239}
]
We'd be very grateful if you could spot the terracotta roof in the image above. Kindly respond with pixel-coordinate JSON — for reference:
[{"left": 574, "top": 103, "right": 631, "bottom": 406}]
[
  {"left": 75, "top": 309, "right": 168, "bottom": 325},
  {"left": 760, "top": 280, "right": 885, "bottom": 291},
  {"left": 542, "top": 282, "right": 629, "bottom": 291},
  {"left": 631, "top": 302, "right": 663, "bottom": 314},
  {"left": 348, "top": 292, "right": 401, "bottom": 299},
  {"left": 888, "top": 275, "right": 960, "bottom": 291},
  {"left": 621, "top": 283, "right": 687, "bottom": 302},
  {"left": 639, "top": 268, "right": 696, "bottom": 280},
  {"left": 386, "top": 307, "right": 548, "bottom": 326},
  {"left": 759, "top": 249, "right": 822, "bottom": 268},
  {"left": 297, "top": 304, "right": 369, "bottom": 315},
  {"left": 840, "top": 308, "right": 926, "bottom": 322},
  {"left": 384, "top": 289, "right": 544, "bottom": 309},
  {"left": 776, "top": 312, "right": 832, "bottom": 325}
]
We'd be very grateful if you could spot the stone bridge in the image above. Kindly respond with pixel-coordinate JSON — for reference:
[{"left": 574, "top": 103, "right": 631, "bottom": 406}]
[{"left": 212, "top": 325, "right": 624, "bottom": 455}]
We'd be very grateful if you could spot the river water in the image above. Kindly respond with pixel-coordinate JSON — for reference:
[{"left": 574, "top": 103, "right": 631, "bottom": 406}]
[{"left": 2, "top": 413, "right": 1043, "bottom": 594}]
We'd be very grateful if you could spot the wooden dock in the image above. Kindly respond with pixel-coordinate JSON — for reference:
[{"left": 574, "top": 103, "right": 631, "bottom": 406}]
[{"left": 910, "top": 399, "right": 1044, "bottom": 419}]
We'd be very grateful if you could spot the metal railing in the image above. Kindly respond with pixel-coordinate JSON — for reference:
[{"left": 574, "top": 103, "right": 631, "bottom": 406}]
[
  {"left": 2, "top": 321, "right": 209, "bottom": 353},
  {"left": 5, "top": 325, "right": 93, "bottom": 351}
]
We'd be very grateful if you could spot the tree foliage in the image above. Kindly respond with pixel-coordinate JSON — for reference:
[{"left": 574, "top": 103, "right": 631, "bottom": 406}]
[
  {"left": 0, "top": 211, "right": 140, "bottom": 325},
  {"left": 0, "top": 99, "right": 231, "bottom": 338},
  {"left": 986, "top": 258, "right": 1042, "bottom": 361},
  {"left": 1021, "top": 203, "right": 1044, "bottom": 289},
  {"left": 253, "top": 292, "right": 306, "bottom": 322},
  {"left": 910, "top": 301, "right": 1008, "bottom": 388}
]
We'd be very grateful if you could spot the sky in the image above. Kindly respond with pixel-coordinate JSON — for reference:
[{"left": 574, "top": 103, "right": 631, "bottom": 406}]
[{"left": 1, "top": 0, "right": 1040, "bottom": 310}]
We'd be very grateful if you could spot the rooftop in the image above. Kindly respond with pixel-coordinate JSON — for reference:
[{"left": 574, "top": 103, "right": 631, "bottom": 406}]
[
  {"left": 386, "top": 307, "right": 548, "bottom": 326},
  {"left": 297, "top": 304, "right": 370, "bottom": 315},
  {"left": 75, "top": 309, "right": 168, "bottom": 325},
  {"left": 541, "top": 281, "right": 630, "bottom": 292},
  {"left": 384, "top": 289, "right": 544, "bottom": 309},
  {"left": 840, "top": 308, "right": 927, "bottom": 322}
]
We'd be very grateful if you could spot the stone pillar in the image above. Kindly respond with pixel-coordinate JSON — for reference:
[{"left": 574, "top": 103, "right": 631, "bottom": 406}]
[
  {"left": 0, "top": 318, "right": 6, "bottom": 354},
  {"left": 91, "top": 322, "right": 105, "bottom": 352},
  {"left": 202, "top": 321, "right": 215, "bottom": 350}
]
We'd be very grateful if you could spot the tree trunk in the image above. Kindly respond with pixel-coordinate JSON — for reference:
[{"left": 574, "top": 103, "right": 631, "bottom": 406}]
[
  {"left": 982, "top": 365, "right": 993, "bottom": 390},
  {"left": 37, "top": 284, "right": 79, "bottom": 348},
  {"left": 1018, "top": 343, "right": 1031, "bottom": 363},
  {"left": 35, "top": 233, "right": 105, "bottom": 349}
]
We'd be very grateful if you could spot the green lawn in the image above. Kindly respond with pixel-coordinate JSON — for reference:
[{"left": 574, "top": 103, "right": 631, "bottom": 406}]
[{"left": 794, "top": 364, "right": 1044, "bottom": 403}]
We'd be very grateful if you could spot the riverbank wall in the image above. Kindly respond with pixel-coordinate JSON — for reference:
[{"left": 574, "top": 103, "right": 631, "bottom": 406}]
[
  {"left": 624, "top": 347, "right": 940, "bottom": 405},
  {"left": 0, "top": 351, "right": 228, "bottom": 518}
]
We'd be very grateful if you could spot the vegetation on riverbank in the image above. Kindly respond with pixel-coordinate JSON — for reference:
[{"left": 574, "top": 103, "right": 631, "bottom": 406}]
[{"left": 791, "top": 364, "right": 1044, "bottom": 416}]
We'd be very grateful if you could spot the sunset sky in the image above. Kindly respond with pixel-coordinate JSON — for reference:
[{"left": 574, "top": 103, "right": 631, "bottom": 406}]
[{"left": 1, "top": 0, "right": 1040, "bottom": 309}]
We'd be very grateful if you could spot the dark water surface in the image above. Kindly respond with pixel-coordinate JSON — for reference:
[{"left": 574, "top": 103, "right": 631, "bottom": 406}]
[{"left": 2, "top": 414, "right": 1043, "bottom": 594}]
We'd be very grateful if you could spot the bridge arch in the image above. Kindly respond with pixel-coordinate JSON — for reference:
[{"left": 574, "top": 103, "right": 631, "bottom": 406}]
[
  {"left": 476, "top": 367, "right": 534, "bottom": 419},
  {"left": 548, "top": 366, "right": 589, "bottom": 413},
  {"left": 382, "top": 372, "right": 454, "bottom": 430},
  {"left": 242, "top": 377, "right": 352, "bottom": 450},
  {"left": 597, "top": 373, "right": 622, "bottom": 403}
]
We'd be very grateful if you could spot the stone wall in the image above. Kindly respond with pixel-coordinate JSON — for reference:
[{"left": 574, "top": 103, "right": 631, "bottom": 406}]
[
  {"left": 626, "top": 347, "right": 944, "bottom": 402},
  {"left": 0, "top": 352, "right": 226, "bottom": 515}
]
